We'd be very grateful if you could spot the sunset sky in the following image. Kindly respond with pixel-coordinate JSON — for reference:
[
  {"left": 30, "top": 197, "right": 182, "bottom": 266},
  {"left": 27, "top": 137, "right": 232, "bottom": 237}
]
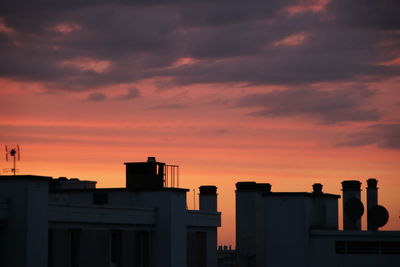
[{"left": 1, "top": 0, "right": 399, "bottom": 246}]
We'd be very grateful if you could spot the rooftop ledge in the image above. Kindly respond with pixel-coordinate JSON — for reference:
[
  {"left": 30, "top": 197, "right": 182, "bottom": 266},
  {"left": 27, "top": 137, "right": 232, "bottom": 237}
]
[
  {"left": 311, "top": 229, "right": 400, "bottom": 237},
  {"left": 0, "top": 175, "right": 52, "bottom": 182}
]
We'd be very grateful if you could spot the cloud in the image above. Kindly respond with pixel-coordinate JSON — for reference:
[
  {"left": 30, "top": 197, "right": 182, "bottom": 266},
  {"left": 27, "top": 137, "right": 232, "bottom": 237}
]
[
  {"left": 115, "top": 88, "right": 140, "bottom": 100},
  {"left": 216, "top": 129, "right": 231, "bottom": 135},
  {"left": 87, "top": 92, "right": 106, "bottom": 101},
  {"left": 150, "top": 103, "right": 186, "bottom": 109},
  {"left": 0, "top": 0, "right": 399, "bottom": 91},
  {"left": 336, "top": 124, "right": 400, "bottom": 150},
  {"left": 236, "top": 87, "right": 381, "bottom": 124}
]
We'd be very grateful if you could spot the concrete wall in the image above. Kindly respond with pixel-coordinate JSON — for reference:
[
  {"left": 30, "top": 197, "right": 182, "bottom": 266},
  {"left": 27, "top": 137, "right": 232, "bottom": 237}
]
[
  {"left": 0, "top": 176, "right": 50, "bottom": 267},
  {"left": 187, "top": 227, "right": 217, "bottom": 267},
  {"left": 309, "top": 230, "right": 400, "bottom": 267},
  {"left": 0, "top": 175, "right": 220, "bottom": 267},
  {"left": 49, "top": 227, "right": 152, "bottom": 267},
  {"left": 236, "top": 190, "right": 264, "bottom": 267},
  {"left": 262, "top": 195, "right": 311, "bottom": 267},
  {"left": 0, "top": 223, "right": 5, "bottom": 265}
]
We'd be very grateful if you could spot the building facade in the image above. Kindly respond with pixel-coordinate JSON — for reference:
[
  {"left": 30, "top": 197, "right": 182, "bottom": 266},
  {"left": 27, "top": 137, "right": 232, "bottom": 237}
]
[
  {"left": 0, "top": 157, "right": 221, "bottom": 267},
  {"left": 236, "top": 179, "right": 400, "bottom": 267}
]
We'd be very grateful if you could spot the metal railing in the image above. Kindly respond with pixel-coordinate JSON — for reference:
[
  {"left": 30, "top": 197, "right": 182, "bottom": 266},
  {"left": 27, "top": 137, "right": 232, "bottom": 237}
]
[{"left": 163, "top": 165, "right": 179, "bottom": 188}]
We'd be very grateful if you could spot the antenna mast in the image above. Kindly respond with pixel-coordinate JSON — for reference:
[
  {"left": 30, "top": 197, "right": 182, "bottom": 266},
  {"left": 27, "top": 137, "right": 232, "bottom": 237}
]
[{"left": 5, "top": 145, "right": 20, "bottom": 176}]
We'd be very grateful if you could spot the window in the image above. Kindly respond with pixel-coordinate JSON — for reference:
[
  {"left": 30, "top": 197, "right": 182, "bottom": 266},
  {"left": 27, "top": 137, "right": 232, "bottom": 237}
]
[
  {"left": 93, "top": 192, "right": 108, "bottom": 205},
  {"left": 196, "top": 232, "right": 207, "bottom": 267},
  {"left": 48, "top": 229, "right": 53, "bottom": 267},
  {"left": 187, "top": 231, "right": 208, "bottom": 267},
  {"left": 336, "top": 241, "right": 400, "bottom": 254},
  {"left": 69, "top": 229, "right": 80, "bottom": 267},
  {"left": 110, "top": 230, "right": 121, "bottom": 267},
  {"left": 134, "top": 231, "right": 149, "bottom": 267}
]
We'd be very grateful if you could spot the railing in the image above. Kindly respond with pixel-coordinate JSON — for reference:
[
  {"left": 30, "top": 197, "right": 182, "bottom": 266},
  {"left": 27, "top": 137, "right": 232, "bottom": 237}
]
[{"left": 164, "top": 164, "right": 179, "bottom": 188}]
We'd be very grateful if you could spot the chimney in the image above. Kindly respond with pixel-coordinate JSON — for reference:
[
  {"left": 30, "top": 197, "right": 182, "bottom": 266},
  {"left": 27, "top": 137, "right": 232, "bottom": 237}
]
[
  {"left": 342, "top": 180, "right": 364, "bottom": 230},
  {"left": 366, "top": 178, "right": 390, "bottom": 230},
  {"left": 312, "top": 183, "right": 323, "bottom": 194},
  {"left": 199, "top": 185, "right": 217, "bottom": 211},
  {"left": 367, "top": 178, "right": 378, "bottom": 230}
]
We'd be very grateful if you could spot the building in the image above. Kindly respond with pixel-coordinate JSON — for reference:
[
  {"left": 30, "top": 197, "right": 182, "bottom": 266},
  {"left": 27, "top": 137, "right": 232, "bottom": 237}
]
[
  {"left": 236, "top": 179, "right": 400, "bottom": 267},
  {"left": 0, "top": 157, "right": 221, "bottom": 267},
  {"left": 217, "top": 245, "right": 236, "bottom": 267}
]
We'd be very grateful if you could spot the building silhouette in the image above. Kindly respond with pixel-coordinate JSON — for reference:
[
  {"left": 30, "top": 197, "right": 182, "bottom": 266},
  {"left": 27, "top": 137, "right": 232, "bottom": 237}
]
[
  {"left": 1, "top": 156, "right": 400, "bottom": 267},
  {"left": 235, "top": 179, "right": 400, "bottom": 267},
  {"left": 217, "top": 245, "right": 236, "bottom": 267},
  {"left": 0, "top": 157, "right": 221, "bottom": 267}
]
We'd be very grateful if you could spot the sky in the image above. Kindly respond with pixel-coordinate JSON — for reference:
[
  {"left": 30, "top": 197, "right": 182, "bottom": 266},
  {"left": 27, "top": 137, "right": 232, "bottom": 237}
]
[{"left": 0, "top": 0, "right": 400, "bottom": 246}]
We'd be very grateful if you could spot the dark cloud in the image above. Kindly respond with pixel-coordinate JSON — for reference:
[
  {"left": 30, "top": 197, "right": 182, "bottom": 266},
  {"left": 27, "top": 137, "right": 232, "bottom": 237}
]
[
  {"left": 115, "top": 88, "right": 140, "bottom": 100},
  {"left": 327, "top": 0, "right": 400, "bottom": 30},
  {"left": 87, "top": 92, "right": 107, "bottom": 101},
  {"left": 0, "top": 0, "right": 399, "bottom": 90},
  {"left": 336, "top": 124, "right": 400, "bottom": 150},
  {"left": 236, "top": 87, "right": 381, "bottom": 124}
]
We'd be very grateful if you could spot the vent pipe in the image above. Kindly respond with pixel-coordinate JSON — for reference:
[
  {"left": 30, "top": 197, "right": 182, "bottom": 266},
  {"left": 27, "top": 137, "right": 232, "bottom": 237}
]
[
  {"left": 342, "top": 180, "right": 364, "bottom": 230},
  {"left": 366, "top": 178, "right": 389, "bottom": 230},
  {"left": 367, "top": 178, "right": 378, "bottom": 231},
  {"left": 199, "top": 185, "right": 217, "bottom": 211},
  {"left": 312, "top": 183, "right": 323, "bottom": 194}
]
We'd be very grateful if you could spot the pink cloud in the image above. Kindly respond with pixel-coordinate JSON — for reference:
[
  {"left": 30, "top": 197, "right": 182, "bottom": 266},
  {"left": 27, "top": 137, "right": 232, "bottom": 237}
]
[
  {"left": 59, "top": 57, "right": 112, "bottom": 73},
  {"left": 50, "top": 22, "right": 81, "bottom": 34},
  {"left": 0, "top": 17, "right": 14, "bottom": 35},
  {"left": 273, "top": 32, "right": 309, "bottom": 47},
  {"left": 286, "top": 0, "right": 330, "bottom": 15}
]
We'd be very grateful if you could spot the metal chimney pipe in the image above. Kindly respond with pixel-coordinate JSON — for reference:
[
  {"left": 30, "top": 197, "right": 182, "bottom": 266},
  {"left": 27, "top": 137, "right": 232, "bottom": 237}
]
[
  {"left": 312, "top": 183, "right": 323, "bottom": 194},
  {"left": 367, "top": 178, "right": 378, "bottom": 231},
  {"left": 342, "top": 180, "right": 363, "bottom": 230},
  {"left": 199, "top": 185, "right": 217, "bottom": 211}
]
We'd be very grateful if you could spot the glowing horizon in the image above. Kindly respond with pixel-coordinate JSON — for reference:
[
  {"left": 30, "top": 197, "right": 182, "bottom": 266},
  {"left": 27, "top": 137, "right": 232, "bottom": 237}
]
[{"left": 1, "top": 0, "right": 400, "bottom": 246}]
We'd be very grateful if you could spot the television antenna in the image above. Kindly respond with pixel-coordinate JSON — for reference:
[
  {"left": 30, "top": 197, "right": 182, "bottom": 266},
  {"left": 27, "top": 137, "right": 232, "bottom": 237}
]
[{"left": 5, "top": 145, "right": 20, "bottom": 176}]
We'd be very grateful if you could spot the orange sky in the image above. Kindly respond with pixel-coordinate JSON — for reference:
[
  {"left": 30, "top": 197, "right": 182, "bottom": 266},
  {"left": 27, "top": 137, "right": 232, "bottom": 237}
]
[
  {"left": 1, "top": 77, "right": 400, "bottom": 246},
  {"left": 1, "top": 0, "right": 400, "bottom": 246}
]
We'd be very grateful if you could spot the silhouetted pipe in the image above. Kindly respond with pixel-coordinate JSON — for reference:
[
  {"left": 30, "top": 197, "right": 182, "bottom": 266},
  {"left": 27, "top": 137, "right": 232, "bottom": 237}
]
[
  {"left": 367, "top": 178, "right": 378, "bottom": 231},
  {"left": 342, "top": 180, "right": 363, "bottom": 230},
  {"left": 312, "top": 183, "right": 323, "bottom": 194},
  {"left": 199, "top": 185, "right": 217, "bottom": 211}
]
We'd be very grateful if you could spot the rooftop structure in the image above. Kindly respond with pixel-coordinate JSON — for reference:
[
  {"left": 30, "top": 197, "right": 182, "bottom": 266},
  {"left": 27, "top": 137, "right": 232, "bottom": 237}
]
[
  {"left": 0, "top": 157, "right": 221, "bottom": 267},
  {"left": 235, "top": 179, "right": 400, "bottom": 267}
]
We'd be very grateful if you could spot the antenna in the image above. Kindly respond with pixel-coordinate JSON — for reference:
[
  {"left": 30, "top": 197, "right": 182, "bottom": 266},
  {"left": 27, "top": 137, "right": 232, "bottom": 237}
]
[{"left": 5, "top": 144, "right": 20, "bottom": 176}]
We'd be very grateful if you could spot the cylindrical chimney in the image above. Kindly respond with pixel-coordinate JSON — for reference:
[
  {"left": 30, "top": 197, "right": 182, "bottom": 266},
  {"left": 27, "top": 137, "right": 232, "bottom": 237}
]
[
  {"left": 342, "top": 180, "right": 363, "bottom": 230},
  {"left": 367, "top": 178, "right": 378, "bottom": 231},
  {"left": 199, "top": 185, "right": 217, "bottom": 211},
  {"left": 312, "top": 183, "right": 323, "bottom": 194}
]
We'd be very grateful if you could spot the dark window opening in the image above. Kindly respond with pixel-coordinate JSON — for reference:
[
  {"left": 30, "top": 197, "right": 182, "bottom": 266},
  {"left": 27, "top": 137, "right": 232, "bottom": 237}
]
[
  {"left": 336, "top": 241, "right": 400, "bottom": 254},
  {"left": 0, "top": 225, "right": 5, "bottom": 264},
  {"left": 187, "top": 231, "right": 208, "bottom": 267},
  {"left": 134, "top": 231, "right": 149, "bottom": 267},
  {"left": 93, "top": 192, "right": 108, "bottom": 205},
  {"left": 111, "top": 230, "right": 122, "bottom": 267},
  {"left": 48, "top": 229, "right": 53, "bottom": 267},
  {"left": 196, "top": 232, "right": 207, "bottom": 267},
  {"left": 69, "top": 229, "right": 80, "bottom": 267}
]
